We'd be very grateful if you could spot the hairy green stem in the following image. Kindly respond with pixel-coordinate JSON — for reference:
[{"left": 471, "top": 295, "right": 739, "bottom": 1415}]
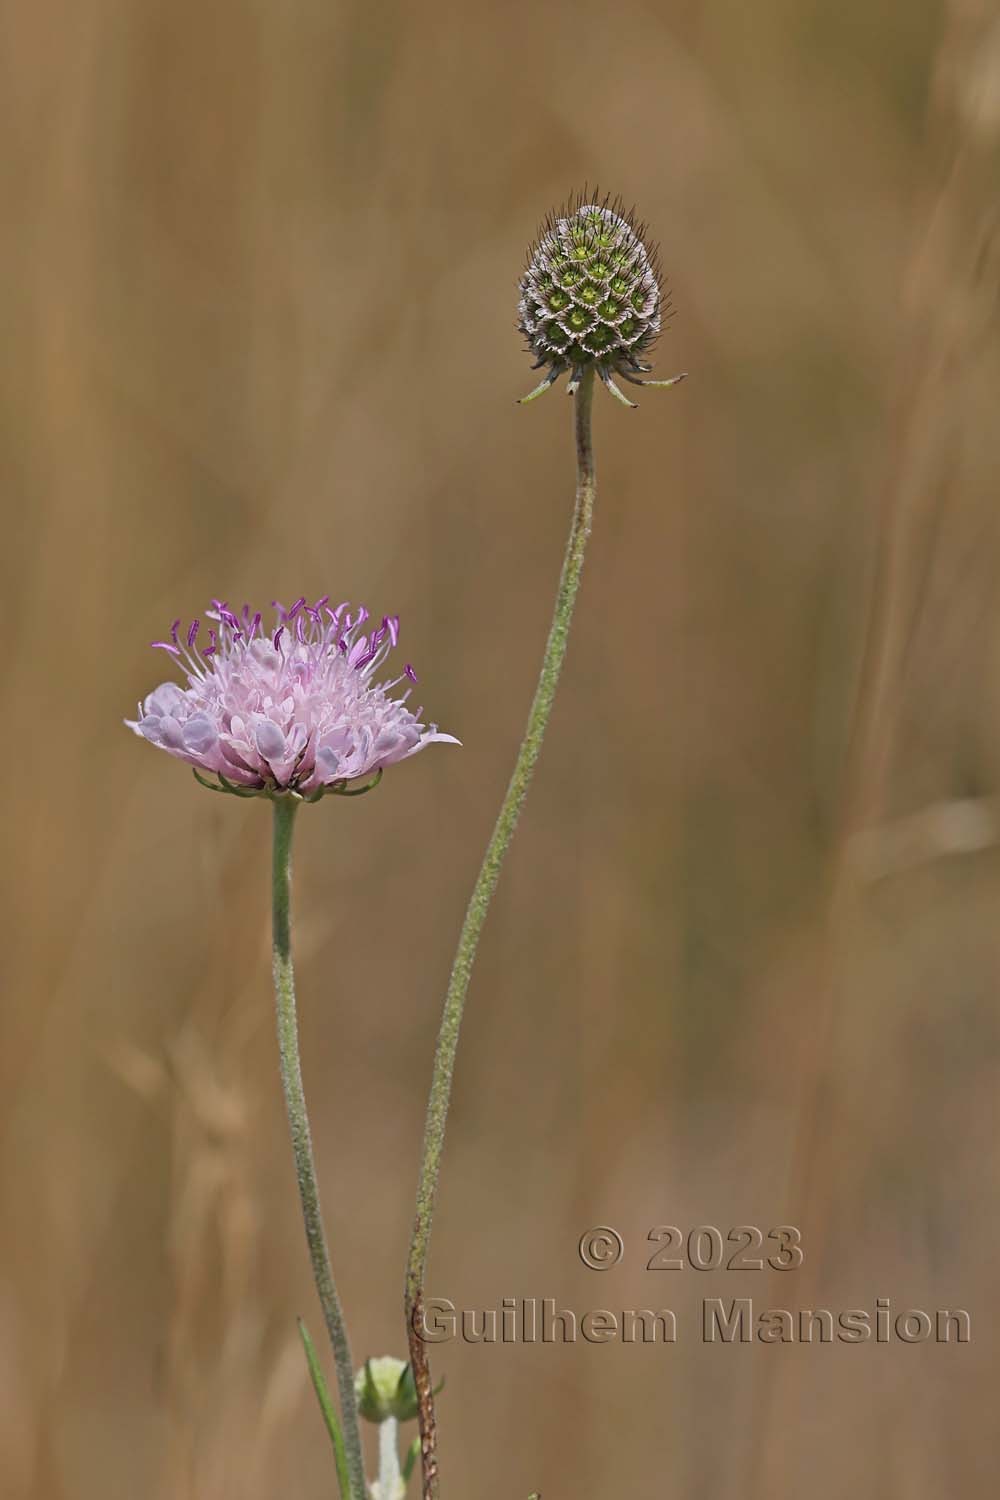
[
  {"left": 405, "top": 369, "right": 598, "bottom": 1498},
  {"left": 272, "top": 797, "right": 366, "bottom": 1500}
]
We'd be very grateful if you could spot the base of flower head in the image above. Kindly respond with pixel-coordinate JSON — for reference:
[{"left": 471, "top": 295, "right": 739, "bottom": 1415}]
[
  {"left": 518, "top": 358, "right": 687, "bottom": 408},
  {"left": 191, "top": 766, "right": 384, "bottom": 802}
]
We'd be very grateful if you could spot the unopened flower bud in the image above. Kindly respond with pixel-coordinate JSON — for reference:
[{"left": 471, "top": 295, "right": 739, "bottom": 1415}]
[
  {"left": 518, "top": 190, "right": 686, "bottom": 407},
  {"left": 354, "top": 1357, "right": 419, "bottom": 1424}
]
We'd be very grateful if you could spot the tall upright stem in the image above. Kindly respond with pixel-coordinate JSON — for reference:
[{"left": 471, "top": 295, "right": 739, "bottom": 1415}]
[
  {"left": 405, "top": 370, "right": 598, "bottom": 1498},
  {"left": 271, "top": 796, "right": 366, "bottom": 1500}
]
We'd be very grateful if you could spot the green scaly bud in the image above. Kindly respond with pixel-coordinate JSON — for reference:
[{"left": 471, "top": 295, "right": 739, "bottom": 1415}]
[{"left": 517, "top": 189, "right": 686, "bottom": 407}]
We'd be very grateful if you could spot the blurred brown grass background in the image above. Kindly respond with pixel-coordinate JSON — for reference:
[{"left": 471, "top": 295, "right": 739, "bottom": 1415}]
[{"left": 3, "top": 0, "right": 1000, "bottom": 1495}]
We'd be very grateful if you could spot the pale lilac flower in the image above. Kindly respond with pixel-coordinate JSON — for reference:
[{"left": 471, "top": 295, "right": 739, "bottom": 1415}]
[{"left": 127, "top": 596, "right": 458, "bottom": 799}]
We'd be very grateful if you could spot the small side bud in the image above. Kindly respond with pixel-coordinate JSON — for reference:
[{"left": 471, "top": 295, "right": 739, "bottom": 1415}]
[{"left": 354, "top": 1357, "right": 419, "bottom": 1424}]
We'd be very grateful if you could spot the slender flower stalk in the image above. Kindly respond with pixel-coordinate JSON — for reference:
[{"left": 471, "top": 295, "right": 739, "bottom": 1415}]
[
  {"left": 406, "top": 193, "right": 686, "bottom": 1498},
  {"left": 272, "top": 795, "right": 366, "bottom": 1500},
  {"left": 378, "top": 1418, "right": 402, "bottom": 1499},
  {"left": 405, "top": 369, "right": 598, "bottom": 1498},
  {"left": 127, "top": 593, "right": 457, "bottom": 1500}
]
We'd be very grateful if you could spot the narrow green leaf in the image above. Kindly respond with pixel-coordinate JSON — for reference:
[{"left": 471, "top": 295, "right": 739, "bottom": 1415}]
[
  {"left": 298, "top": 1318, "right": 353, "bottom": 1500},
  {"left": 402, "top": 1436, "right": 421, "bottom": 1484}
]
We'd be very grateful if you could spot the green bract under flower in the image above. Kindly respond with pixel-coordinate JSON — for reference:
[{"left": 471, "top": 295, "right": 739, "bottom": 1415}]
[{"left": 517, "top": 191, "right": 686, "bottom": 407}]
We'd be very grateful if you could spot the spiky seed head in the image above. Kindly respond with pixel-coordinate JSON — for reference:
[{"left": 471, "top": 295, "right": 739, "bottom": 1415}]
[{"left": 517, "top": 191, "right": 685, "bottom": 406}]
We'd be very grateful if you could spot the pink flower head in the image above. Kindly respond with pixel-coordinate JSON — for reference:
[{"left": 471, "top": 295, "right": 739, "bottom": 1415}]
[{"left": 127, "top": 596, "right": 459, "bottom": 800}]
